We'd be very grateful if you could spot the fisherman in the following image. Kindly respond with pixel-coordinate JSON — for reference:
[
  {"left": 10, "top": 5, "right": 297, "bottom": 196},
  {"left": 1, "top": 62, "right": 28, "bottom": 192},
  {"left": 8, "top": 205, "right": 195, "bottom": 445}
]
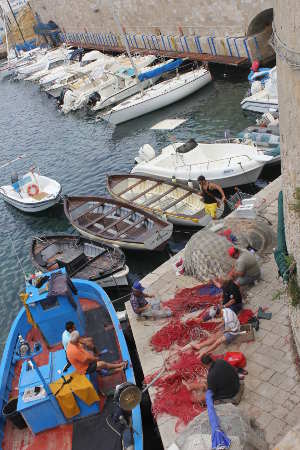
[
  {"left": 190, "top": 306, "right": 240, "bottom": 357},
  {"left": 62, "top": 321, "right": 75, "bottom": 372},
  {"left": 67, "top": 331, "right": 128, "bottom": 375},
  {"left": 227, "top": 246, "right": 261, "bottom": 286},
  {"left": 62, "top": 322, "right": 100, "bottom": 372},
  {"left": 130, "top": 280, "right": 172, "bottom": 319},
  {"left": 183, "top": 354, "right": 240, "bottom": 404},
  {"left": 197, "top": 175, "right": 226, "bottom": 219},
  {"left": 220, "top": 278, "right": 243, "bottom": 314}
]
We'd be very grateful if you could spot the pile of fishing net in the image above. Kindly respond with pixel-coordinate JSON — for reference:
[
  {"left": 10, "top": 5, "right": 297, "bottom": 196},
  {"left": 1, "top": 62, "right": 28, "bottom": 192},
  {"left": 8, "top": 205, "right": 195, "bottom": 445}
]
[
  {"left": 151, "top": 284, "right": 222, "bottom": 352},
  {"left": 144, "top": 351, "right": 208, "bottom": 431},
  {"left": 184, "top": 230, "right": 233, "bottom": 281}
]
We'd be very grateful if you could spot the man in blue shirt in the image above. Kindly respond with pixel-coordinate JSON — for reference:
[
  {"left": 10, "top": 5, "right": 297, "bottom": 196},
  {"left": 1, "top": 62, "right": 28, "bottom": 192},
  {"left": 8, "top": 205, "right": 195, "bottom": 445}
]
[
  {"left": 62, "top": 321, "right": 75, "bottom": 372},
  {"left": 62, "top": 321, "right": 75, "bottom": 352},
  {"left": 130, "top": 280, "right": 172, "bottom": 319}
]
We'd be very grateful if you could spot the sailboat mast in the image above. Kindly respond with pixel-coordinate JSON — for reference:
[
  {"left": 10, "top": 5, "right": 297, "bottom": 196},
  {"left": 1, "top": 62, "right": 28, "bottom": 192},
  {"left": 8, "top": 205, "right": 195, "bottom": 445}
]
[{"left": 113, "top": 10, "right": 143, "bottom": 92}]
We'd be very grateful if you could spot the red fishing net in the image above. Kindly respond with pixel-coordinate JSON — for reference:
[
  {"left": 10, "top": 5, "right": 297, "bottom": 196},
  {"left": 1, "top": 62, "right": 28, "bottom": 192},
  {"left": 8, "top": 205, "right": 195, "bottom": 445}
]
[
  {"left": 150, "top": 315, "right": 220, "bottom": 352},
  {"left": 162, "top": 284, "right": 222, "bottom": 317},
  {"left": 146, "top": 284, "right": 246, "bottom": 429},
  {"left": 151, "top": 284, "right": 222, "bottom": 352},
  {"left": 145, "top": 352, "right": 207, "bottom": 430}
]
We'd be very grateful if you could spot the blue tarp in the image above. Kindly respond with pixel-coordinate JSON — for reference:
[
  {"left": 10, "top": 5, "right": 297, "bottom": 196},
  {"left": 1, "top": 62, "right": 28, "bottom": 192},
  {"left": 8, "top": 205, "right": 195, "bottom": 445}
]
[
  {"left": 138, "top": 58, "right": 183, "bottom": 81},
  {"left": 205, "top": 390, "right": 231, "bottom": 450}
]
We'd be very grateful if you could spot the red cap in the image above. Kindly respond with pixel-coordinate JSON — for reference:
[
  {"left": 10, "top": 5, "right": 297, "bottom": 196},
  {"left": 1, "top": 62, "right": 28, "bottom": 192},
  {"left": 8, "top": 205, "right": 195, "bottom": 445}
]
[
  {"left": 251, "top": 60, "right": 260, "bottom": 72},
  {"left": 228, "top": 247, "right": 236, "bottom": 257}
]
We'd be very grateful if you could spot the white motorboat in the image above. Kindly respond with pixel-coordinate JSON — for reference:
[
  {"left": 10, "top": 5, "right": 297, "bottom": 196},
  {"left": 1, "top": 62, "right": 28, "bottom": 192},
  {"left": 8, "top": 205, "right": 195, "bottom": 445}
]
[
  {"left": 241, "top": 67, "right": 278, "bottom": 113},
  {"left": 131, "top": 139, "right": 272, "bottom": 188},
  {"left": 100, "top": 66, "right": 212, "bottom": 125},
  {"left": 90, "top": 59, "right": 175, "bottom": 113},
  {"left": 39, "top": 52, "right": 112, "bottom": 91},
  {"left": 0, "top": 170, "right": 61, "bottom": 213},
  {"left": 15, "top": 48, "right": 70, "bottom": 80},
  {"left": 61, "top": 54, "right": 156, "bottom": 113}
]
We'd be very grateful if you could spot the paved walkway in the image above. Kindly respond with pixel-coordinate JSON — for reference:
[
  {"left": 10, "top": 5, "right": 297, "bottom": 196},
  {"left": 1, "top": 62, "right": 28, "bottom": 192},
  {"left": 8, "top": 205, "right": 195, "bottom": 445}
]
[{"left": 126, "top": 176, "right": 300, "bottom": 448}]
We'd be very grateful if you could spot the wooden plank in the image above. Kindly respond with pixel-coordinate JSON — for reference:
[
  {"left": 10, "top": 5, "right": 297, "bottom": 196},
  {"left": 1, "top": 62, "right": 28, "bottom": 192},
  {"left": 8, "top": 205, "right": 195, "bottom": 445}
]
[
  {"left": 74, "top": 202, "right": 104, "bottom": 221},
  {"left": 66, "top": 41, "right": 249, "bottom": 67},
  {"left": 162, "top": 192, "right": 191, "bottom": 211},
  {"left": 129, "top": 181, "right": 161, "bottom": 202},
  {"left": 98, "top": 211, "right": 135, "bottom": 234},
  {"left": 118, "top": 178, "right": 145, "bottom": 196},
  {"left": 85, "top": 205, "right": 121, "bottom": 228},
  {"left": 143, "top": 186, "right": 177, "bottom": 207},
  {"left": 114, "top": 217, "right": 145, "bottom": 238}
]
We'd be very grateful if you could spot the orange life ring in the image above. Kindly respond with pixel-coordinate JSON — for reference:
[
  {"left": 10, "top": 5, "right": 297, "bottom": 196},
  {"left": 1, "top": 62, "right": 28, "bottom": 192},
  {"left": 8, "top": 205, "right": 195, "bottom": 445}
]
[{"left": 27, "top": 183, "right": 39, "bottom": 197}]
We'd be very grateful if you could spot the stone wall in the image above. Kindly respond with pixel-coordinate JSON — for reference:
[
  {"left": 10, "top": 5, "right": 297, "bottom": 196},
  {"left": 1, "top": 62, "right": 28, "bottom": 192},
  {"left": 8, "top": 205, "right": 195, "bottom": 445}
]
[
  {"left": 30, "top": 0, "right": 275, "bottom": 62},
  {"left": 31, "top": 0, "right": 273, "bottom": 36}
]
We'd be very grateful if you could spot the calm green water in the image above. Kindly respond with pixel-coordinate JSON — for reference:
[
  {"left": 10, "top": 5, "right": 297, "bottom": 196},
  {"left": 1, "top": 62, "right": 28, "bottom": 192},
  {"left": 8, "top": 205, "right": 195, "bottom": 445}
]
[{"left": 0, "top": 72, "right": 256, "bottom": 351}]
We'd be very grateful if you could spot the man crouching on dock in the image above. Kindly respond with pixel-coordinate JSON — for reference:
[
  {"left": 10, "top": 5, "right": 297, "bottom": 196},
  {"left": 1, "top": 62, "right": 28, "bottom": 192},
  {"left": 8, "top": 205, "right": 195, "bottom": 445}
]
[{"left": 130, "top": 280, "right": 172, "bottom": 319}]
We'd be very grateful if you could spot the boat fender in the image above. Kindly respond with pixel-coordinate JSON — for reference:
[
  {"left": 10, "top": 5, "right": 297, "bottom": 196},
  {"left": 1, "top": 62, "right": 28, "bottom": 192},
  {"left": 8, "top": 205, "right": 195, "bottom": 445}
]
[{"left": 27, "top": 183, "right": 39, "bottom": 197}]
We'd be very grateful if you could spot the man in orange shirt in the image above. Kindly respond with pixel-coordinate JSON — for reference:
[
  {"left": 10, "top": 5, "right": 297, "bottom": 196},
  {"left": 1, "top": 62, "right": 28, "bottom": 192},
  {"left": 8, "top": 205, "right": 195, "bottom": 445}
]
[{"left": 67, "top": 331, "right": 128, "bottom": 374}]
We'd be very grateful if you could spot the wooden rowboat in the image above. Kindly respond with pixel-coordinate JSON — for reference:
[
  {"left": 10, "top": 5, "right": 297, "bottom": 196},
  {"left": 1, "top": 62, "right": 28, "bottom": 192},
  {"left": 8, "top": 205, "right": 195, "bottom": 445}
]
[
  {"left": 107, "top": 174, "right": 211, "bottom": 227},
  {"left": 31, "top": 235, "right": 129, "bottom": 288},
  {"left": 64, "top": 196, "right": 173, "bottom": 251}
]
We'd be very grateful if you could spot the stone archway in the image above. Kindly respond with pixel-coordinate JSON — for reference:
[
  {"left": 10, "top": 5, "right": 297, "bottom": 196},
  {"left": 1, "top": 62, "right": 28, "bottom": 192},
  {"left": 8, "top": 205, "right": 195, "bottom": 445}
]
[
  {"left": 247, "top": 8, "right": 274, "bottom": 63},
  {"left": 248, "top": 8, "right": 273, "bottom": 36}
]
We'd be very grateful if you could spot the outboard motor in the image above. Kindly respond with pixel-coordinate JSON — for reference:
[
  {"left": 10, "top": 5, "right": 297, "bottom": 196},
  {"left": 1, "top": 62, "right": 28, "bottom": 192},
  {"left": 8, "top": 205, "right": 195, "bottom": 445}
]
[
  {"left": 57, "top": 88, "right": 68, "bottom": 108},
  {"left": 135, "top": 144, "right": 156, "bottom": 164},
  {"left": 11, "top": 172, "right": 19, "bottom": 185},
  {"left": 87, "top": 91, "right": 101, "bottom": 107}
]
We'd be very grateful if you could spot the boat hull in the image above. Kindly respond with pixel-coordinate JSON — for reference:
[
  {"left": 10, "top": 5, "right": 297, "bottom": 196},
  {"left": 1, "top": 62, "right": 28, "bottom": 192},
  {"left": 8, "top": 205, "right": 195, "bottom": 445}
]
[
  {"left": 0, "top": 191, "right": 61, "bottom": 212},
  {"left": 132, "top": 164, "right": 265, "bottom": 189},
  {"left": 72, "top": 223, "right": 173, "bottom": 251},
  {"left": 241, "top": 98, "right": 278, "bottom": 114},
  {"left": 99, "top": 265, "right": 129, "bottom": 287},
  {"left": 104, "top": 69, "right": 212, "bottom": 125}
]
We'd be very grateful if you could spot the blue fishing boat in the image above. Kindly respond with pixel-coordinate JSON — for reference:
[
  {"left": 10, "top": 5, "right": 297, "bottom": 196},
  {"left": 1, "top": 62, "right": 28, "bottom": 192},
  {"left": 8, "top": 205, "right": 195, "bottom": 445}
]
[{"left": 0, "top": 268, "right": 142, "bottom": 450}]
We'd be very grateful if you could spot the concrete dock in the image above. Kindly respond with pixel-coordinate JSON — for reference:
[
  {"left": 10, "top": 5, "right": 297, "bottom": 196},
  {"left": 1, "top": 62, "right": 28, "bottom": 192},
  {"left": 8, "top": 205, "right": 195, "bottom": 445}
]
[{"left": 126, "top": 176, "right": 300, "bottom": 448}]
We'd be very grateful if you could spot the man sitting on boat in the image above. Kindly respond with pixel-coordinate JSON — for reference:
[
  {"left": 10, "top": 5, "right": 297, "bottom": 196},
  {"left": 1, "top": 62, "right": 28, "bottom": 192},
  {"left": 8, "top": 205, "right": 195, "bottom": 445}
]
[
  {"left": 227, "top": 246, "right": 261, "bottom": 286},
  {"left": 197, "top": 175, "right": 226, "bottom": 219},
  {"left": 130, "top": 280, "right": 172, "bottom": 319},
  {"left": 62, "top": 321, "right": 99, "bottom": 372},
  {"left": 67, "top": 330, "right": 128, "bottom": 374},
  {"left": 190, "top": 306, "right": 240, "bottom": 358},
  {"left": 183, "top": 354, "right": 241, "bottom": 405}
]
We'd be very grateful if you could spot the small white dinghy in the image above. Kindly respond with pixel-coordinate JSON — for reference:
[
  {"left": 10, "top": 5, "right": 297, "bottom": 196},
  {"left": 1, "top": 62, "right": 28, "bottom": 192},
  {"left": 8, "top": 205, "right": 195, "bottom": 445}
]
[
  {"left": 101, "top": 65, "right": 212, "bottom": 125},
  {"left": 241, "top": 67, "right": 278, "bottom": 114},
  {"left": 132, "top": 139, "right": 272, "bottom": 188},
  {"left": 0, "top": 169, "right": 61, "bottom": 212}
]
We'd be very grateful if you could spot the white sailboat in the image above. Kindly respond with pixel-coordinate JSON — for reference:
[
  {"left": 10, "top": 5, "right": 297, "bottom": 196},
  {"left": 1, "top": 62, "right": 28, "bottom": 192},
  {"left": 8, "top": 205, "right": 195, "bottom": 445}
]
[
  {"left": 131, "top": 139, "right": 272, "bottom": 188},
  {"left": 101, "top": 66, "right": 212, "bottom": 125}
]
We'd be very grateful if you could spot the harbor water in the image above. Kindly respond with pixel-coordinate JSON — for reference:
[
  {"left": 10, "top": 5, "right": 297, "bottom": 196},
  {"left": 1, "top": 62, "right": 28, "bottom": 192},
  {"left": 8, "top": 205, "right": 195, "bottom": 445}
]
[{"left": 0, "top": 69, "right": 278, "bottom": 353}]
